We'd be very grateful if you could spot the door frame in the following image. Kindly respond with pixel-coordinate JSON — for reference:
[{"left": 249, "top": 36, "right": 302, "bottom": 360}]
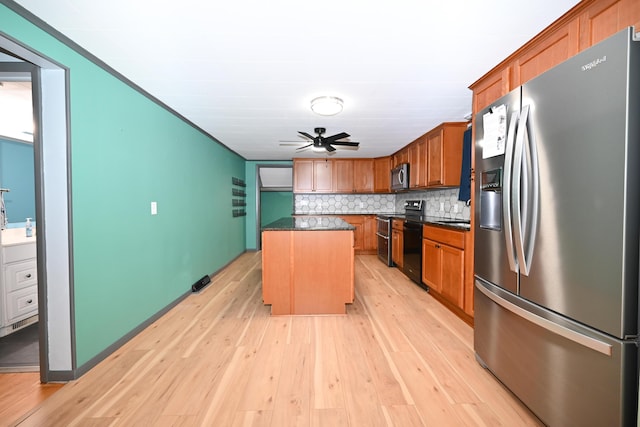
[{"left": 0, "top": 31, "right": 74, "bottom": 382}]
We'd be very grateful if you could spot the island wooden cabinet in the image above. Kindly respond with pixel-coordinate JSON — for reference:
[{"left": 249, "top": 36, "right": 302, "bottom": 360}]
[
  {"left": 422, "top": 224, "right": 469, "bottom": 323},
  {"left": 391, "top": 219, "right": 404, "bottom": 268},
  {"left": 373, "top": 156, "right": 391, "bottom": 193},
  {"left": 293, "top": 159, "right": 333, "bottom": 193},
  {"left": 262, "top": 227, "right": 354, "bottom": 315}
]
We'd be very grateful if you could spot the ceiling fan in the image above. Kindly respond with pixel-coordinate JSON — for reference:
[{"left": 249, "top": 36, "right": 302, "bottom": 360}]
[{"left": 280, "top": 127, "right": 360, "bottom": 153}]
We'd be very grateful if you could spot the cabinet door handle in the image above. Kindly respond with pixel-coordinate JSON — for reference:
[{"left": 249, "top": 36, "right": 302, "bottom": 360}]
[
  {"left": 26, "top": 273, "right": 32, "bottom": 278},
  {"left": 27, "top": 299, "right": 33, "bottom": 304}
]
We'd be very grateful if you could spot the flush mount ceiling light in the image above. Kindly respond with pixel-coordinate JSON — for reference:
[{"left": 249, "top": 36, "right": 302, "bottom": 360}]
[{"left": 310, "top": 96, "right": 343, "bottom": 116}]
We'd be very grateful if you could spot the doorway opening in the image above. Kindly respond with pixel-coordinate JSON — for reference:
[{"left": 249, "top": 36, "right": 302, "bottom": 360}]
[
  {"left": 255, "top": 165, "right": 293, "bottom": 250},
  {"left": 0, "top": 64, "right": 38, "bottom": 372}
]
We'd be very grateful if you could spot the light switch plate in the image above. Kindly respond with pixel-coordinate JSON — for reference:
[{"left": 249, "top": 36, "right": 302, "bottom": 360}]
[{"left": 151, "top": 201, "right": 157, "bottom": 215}]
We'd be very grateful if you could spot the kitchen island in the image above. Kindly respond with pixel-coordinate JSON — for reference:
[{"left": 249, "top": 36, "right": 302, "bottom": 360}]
[{"left": 261, "top": 216, "right": 355, "bottom": 315}]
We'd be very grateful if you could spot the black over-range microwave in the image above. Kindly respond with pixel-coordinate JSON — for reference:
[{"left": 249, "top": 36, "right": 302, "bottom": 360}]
[{"left": 391, "top": 163, "right": 409, "bottom": 191}]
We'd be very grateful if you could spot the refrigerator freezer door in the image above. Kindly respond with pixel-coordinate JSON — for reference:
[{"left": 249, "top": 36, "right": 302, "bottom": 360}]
[
  {"left": 474, "top": 88, "right": 521, "bottom": 294},
  {"left": 518, "top": 28, "right": 640, "bottom": 339},
  {"left": 475, "top": 279, "right": 638, "bottom": 427}
]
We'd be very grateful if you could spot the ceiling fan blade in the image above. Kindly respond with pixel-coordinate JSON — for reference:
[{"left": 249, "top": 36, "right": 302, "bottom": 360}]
[
  {"left": 325, "top": 144, "right": 337, "bottom": 152},
  {"left": 323, "top": 132, "right": 350, "bottom": 143},
  {"left": 296, "top": 143, "right": 313, "bottom": 150},
  {"left": 330, "top": 141, "right": 360, "bottom": 147},
  {"left": 298, "top": 131, "right": 314, "bottom": 140}
]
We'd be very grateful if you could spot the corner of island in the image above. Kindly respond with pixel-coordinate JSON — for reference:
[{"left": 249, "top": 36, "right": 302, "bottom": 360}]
[{"left": 261, "top": 216, "right": 355, "bottom": 315}]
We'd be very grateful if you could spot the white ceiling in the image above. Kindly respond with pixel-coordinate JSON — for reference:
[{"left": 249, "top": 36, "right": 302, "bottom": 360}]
[{"left": 13, "top": 0, "right": 579, "bottom": 160}]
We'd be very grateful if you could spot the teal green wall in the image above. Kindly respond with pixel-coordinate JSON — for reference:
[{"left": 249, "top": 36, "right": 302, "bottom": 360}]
[
  {"left": 260, "top": 192, "right": 293, "bottom": 227},
  {"left": 244, "top": 161, "right": 292, "bottom": 249},
  {"left": 2, "top": 4, "right": 246, "bottom": 367},
  {"left": 0, "top": 138, "right": 35, "bottom": 223}
]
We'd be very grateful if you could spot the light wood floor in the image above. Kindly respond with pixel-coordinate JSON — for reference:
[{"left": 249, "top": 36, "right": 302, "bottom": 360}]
[{"left": 8, "top": 253, "right": 542, "bottom": 426}]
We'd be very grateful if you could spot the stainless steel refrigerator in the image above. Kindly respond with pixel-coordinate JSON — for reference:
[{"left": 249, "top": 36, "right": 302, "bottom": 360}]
[{"left": 474, "top": 27, "right": 640, "bottom": 427}]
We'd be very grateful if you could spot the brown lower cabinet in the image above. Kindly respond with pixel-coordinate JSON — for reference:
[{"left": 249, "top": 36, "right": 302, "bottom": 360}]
[
  {"left": 338, "top": 215, "right": 377, "bottom": 254},
  {"left": 391, "top": 219, "right": 403, "bottom": 268},
  {"left": 422, "top": 224, "right": 472, "bottom": 324}
]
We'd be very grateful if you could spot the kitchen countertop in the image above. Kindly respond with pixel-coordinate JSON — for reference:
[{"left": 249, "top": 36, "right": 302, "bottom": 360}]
[
  {"left": 1, "top": 227, "right": 37, "bottom": 246},
  {"left": 294, "top": 212, "right": 471, "bottom": 231},
  {"left": 263, "top": 216, "right": 355, "bottom": 231}
]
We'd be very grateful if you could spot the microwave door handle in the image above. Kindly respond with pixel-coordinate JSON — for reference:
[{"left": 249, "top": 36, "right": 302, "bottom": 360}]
[
  {"left": 503, "top": 110, "right": 519, "bottom": 273},
  {"left": 399, "top": 169, "right": 405, "bottom": 185}
]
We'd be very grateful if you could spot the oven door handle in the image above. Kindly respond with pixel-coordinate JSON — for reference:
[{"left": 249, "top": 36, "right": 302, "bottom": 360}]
[{"left": 376, "top": 232, "right": 389, "bottom": 239}]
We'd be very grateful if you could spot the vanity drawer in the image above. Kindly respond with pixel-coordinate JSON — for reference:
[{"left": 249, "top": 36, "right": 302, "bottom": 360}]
[
  {"left": 5, "top": 260, "right": 37, "bottom": 292},
  {"left": 6, "top": 286, "right": 38, "bottom": 322},
  {"left": 3, "top": 243, "right": 36, "bottom": 264}
]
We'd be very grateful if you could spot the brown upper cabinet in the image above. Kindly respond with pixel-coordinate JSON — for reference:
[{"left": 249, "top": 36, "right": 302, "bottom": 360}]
[
  {"left": 373, "top": 156, "right": 391, "bottom": 193},
  {"left": 353, "top": 159, "right": 374, "bottom": 193},
  {"left": 393, "top": 148, "right": 408, "bottom": 168},
  {"left": 333, "top": 159, "right": 354, "bottom": 193},
  {"left": 295, "top": 120, "right": 467, "bottom": 194},
  {"left": 407, "top": 140, "right": 422, "bottom": 188},
  {"left": 426, "top": 122, "right": 467, "bottom": 187},
  {"left": 470, "top": 0, "right": 640, "bottom": 112},
  {"left": 333, "top": 159, "right": 374, "bottom": 193},
  {"left": 295, "top": 158, "right": 375, "bottom": 193},
  {"left": 394, "top": 122, "right": 467, "bottom": 190},
  {"left": 293, "top": 159, "right": 333, "bottom": 193}
]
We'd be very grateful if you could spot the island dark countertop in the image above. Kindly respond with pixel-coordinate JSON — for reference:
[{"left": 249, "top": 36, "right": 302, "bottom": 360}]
[{"left": 262, "top": 216, "right": 355, "bottom": 231}]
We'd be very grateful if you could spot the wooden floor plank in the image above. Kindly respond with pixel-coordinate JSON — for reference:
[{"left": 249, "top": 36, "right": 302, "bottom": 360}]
[{"left": 6, "top": 254, "right": 542, "bottom": 427}]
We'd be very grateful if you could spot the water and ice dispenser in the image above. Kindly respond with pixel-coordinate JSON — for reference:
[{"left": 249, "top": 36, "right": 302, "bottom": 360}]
[{"left": 479, "top": 168, "right": 502, "bottom": 230}]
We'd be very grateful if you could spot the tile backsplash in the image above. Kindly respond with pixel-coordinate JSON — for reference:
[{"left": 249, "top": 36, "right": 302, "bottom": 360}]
[
  {"left": 395, "top": 189, "right": 470, "bottom": 220},
  {"left": 294, "top": 188, "right": 470, "bottom": 220},
  {"left": 294, "top": 193, "right": 395, "bottom": 214}
]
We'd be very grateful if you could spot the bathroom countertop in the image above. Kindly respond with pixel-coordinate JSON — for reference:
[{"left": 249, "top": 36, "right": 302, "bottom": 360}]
[{"left": 1, "top": 227, "right": 37, "bottom": 246}]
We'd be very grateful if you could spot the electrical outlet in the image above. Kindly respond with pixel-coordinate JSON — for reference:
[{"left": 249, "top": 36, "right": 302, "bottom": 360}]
[
  {"left": 359, "top": 202, "right": 364, "bottom": 208},
  {"left": 440, "top": 202, "right": 445, "bottom": 211},
  {"left": 454, "top": 204, "right": 459, "bottom": 213}
]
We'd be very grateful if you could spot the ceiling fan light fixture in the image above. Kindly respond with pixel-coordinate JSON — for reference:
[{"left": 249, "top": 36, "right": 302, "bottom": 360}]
[
  {"left": 311, "top": 145, "right": 325, "bottom": 152},
  {"left": 311, "top": 96, "right": 343, "bottom": 116}
]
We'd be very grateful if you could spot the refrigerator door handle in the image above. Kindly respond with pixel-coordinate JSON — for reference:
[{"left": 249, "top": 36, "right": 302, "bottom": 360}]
[
  {"left": 512, "top": 105, "right": 539, "bottom": 276},
  {"left": 503, "top": 111, "right": 520, "bottom": 273},
  {"left": 476, "top": 280, "right": 613, "bottom": 356}
]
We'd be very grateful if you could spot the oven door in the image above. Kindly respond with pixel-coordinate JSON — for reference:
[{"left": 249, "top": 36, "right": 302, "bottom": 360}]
[
  {"left": 402, "top": 220, "right": 423, "bottom": 284},
  {"left": 376, "top": 216, "right": 392, "bottom": 266},
  {"left": 376, "top": 232, "right": 391, "bottom": 266},
  {"left": 376, "top": 216, "right": 390, "bottom": 235}
]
